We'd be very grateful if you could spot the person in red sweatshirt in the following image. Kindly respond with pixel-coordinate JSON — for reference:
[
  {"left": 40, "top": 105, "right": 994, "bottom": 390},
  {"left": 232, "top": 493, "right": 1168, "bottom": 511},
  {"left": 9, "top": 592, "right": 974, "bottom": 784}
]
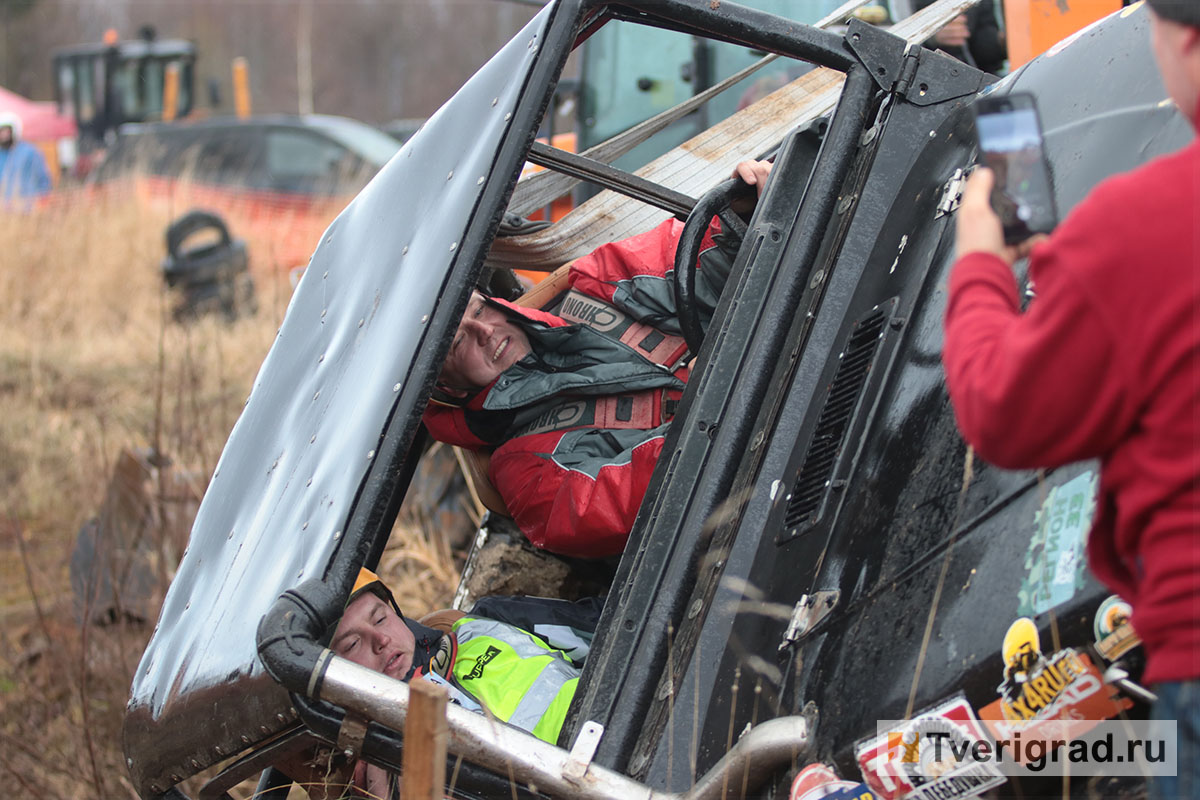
[{"left": 943, "top": 2, "right": 1199, "bottom": 796}]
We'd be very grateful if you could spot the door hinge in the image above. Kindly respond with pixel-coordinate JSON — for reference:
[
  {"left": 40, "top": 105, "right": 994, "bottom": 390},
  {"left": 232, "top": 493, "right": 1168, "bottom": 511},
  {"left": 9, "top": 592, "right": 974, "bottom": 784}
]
[
  {"left": 936, "top": 167, "right": 970, "bottom": 219},
  {"left": 779, "top": 590, "right": 840, "bottom": 651},
  {"left": 894, "top": 49, "right": 921, "bottom": 97}
]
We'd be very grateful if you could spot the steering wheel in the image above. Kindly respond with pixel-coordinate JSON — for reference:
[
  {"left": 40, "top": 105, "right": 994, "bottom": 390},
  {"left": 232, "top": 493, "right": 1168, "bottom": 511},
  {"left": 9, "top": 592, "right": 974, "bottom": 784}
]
[{"left": 673, "top": 177, "right": 756, "bottom": 356}]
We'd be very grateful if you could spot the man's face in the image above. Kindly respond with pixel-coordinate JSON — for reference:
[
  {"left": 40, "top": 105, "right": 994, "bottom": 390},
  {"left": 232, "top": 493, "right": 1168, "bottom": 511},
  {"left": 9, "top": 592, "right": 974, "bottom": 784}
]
[
  {"left": 0, "top": 126, "right": 13, "bottom": 148},
  {"left": 437, "top": 291, "right": 531, "bottom": 397},
  {"left": 332, "top": 593, "right": 416, "bottom": 679}
]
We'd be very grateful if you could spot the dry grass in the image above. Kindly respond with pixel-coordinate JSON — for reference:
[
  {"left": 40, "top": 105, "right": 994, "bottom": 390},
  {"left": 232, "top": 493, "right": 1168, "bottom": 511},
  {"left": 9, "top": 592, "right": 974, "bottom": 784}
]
[{"left": 0, "top": 189, "right": 462, "bottom": 798}]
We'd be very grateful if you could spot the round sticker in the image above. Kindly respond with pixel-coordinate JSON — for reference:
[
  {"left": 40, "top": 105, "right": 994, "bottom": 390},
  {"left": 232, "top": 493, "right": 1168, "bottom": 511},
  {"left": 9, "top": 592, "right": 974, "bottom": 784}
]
[
  {"left": 1094, "top": 595, "right": 1132, "bottom": 641},
  {"left": 790, "top": 763, "right": 858, "bottom": 800}
]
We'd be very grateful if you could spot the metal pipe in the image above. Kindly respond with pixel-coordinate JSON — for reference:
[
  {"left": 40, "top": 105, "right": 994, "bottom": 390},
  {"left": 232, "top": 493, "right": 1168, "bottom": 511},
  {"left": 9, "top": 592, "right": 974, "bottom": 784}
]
[
  {"left": 681, "top": 717, "right": 811, "bottom": 800},
  {"left": 318, "top": 655, "right": 810, "bottom": 800}
]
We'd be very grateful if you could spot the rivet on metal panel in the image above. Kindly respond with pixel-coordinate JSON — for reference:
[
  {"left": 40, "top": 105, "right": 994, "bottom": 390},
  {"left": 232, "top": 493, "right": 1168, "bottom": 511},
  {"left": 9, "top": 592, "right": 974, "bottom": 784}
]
[
  {"left": 321, "top": 309, "right": 327, "bottom": 318},
  {"left": 184, "top": 602, "right": 190, "bottom": 610},
  {"left": 323, "top": 271, "right": 329, "bottom": 279},
  {"left": 688, "top": 598, "right": 703, "bottom": 619},
  {"left": 837, "top": 194, "right": 856, "bottom": 214},
  {"left": 318, "top": 354, "right": 325, "bottom": 363},
  {"left": 367, "top": 450, "right": 376, "bottom": 459},
  {"left": 420, "top": 315, "right": 428, "bottom": 324},
  {"left": 227, "top": 529, "right": 235, "bottom": 539},
  {"left": 402, "top": 246, "right": 409, "bottom": 255},
  {"left": 477, "top": 177, "right": 485, "bottom": 185},
  {"left": 213, "top": 745, "right": 224, "bottom": 757},
  {"left": 809, "top": 269, "right": 825, "bottom": 289},
  {"left": 190, "top": 759, "right": 201, "bottom": 769},
  {"left": 310, "top": 435, "right": 316, "bottom": 444},
  {"left": 302, "top": 522, "right": 309, "bottom": 530},
  {"left": 450, "top": 243, "right": 457, "bottom": 252},
  {"left": 306, "top": 478, "right": 312, "bottom": 487},
  {"left": 126, "top": 758, "right": 133, "bottom": 767},
  {"left": 314, "top": 390, "right": 321, "bottom": 401},
  {"left": 656, "top": 679, "right": 672, "bottom": 701},
  {"left": 447, "top": 170, "right": 454, "bottom": 180},
  {"left": 504, "top": 112, "right": 512, "bottom": 121},
  {"left": 214, "top": 469, "right": 220, "bottom": 478},
  {"left": 358, "top": 319, "right": 364, "bottom": 328},
  {"left": 333, "top": 531, "right": 342, "bottom": 540},
  {"left": 241, "top": 735, "right": 251, "bottom": 745},
  {"left": 277, "top": 713, "right": 288, "bottom": 723},
  {"left": 492, "top": 98, "right": 498, "bottom": 106},
  {"left": 929, "top": 130, "right": 937, "bottom": 138},
  {"left": 393, "top": 383, "right": 402, "bottom": 392}
]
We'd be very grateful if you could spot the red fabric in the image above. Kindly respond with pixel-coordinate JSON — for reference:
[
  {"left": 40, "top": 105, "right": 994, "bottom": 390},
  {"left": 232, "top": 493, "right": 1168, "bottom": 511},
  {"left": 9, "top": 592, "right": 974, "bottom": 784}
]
[
  {"left": 943, "top": 135, "right": 1200, "bottom": 684},
  {"left": 489, "top": 430, "right": 667, "bottom": 558},
  {"left": 568, "top": 216, "right": 720, "bottom": 301}
]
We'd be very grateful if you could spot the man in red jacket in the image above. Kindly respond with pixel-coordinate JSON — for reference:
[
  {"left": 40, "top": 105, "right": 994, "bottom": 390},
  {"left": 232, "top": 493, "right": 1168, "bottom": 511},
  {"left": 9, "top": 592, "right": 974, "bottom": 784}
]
[
  {"left": 943, "top": 2, "right": 1199, "bottom": 796},
  {"left": 425, "top": 161, "right": 771, "bottom": 559}
]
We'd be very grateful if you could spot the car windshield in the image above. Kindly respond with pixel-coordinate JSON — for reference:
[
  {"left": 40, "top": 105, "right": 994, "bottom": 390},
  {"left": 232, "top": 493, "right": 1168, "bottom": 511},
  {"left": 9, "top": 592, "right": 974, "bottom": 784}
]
[{"left": 304, "top": 115, "right": 403, "bottom": 167}]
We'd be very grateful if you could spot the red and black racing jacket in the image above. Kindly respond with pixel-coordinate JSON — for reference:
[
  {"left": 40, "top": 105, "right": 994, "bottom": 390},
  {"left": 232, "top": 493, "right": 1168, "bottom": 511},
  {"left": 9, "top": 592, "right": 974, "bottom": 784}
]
[{"left": 424, "top": 216, "right": 740, "bottom": 558}]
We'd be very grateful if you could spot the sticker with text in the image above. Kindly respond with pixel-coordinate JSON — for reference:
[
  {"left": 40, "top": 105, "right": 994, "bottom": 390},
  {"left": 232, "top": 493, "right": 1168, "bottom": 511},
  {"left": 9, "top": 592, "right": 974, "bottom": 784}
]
[
  {"left": 857, "top": 696, "right": 1005, "bottom": 800},
  {"left": 979, "top": 617, "right": 1132, "bottom": 747}
]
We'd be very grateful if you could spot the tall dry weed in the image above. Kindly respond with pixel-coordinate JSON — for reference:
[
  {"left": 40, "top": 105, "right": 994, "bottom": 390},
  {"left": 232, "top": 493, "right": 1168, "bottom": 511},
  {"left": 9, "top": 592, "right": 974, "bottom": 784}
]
[{"left": 0, "top": 191, "right": 462, "bottom": 798}]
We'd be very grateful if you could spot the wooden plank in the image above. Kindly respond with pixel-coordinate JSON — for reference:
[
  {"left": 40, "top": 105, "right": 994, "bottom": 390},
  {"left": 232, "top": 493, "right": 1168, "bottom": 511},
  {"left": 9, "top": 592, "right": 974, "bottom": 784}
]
[
  {"left": 486, "top": 0, "right": 982, "bottom": 273},
  {"left": 401, "top": 677, "right": 449, "bottom": 800}
]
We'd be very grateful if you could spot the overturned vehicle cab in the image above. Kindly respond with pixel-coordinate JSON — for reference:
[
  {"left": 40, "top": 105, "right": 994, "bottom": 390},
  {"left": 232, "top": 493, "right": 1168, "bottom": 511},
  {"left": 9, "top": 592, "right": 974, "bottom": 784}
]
[{"left": 124, "top": 1, "right": 1188, "bottom": 798}]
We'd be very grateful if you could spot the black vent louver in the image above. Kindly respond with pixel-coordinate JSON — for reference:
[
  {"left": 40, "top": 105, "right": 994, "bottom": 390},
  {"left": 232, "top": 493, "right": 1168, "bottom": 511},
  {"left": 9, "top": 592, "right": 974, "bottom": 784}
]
[{"left": 783, "top": 308, "right": 888, "bottom": 531}]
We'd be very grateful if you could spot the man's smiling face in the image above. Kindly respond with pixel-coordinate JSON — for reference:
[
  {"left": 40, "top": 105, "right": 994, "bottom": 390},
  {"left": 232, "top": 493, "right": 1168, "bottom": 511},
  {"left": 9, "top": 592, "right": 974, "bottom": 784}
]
[
  {"left": 332, "top": 593, "right": 416, "bottom": 679},
  {"left": 437, "top": 291, "right": 532, "bottom": 398}
]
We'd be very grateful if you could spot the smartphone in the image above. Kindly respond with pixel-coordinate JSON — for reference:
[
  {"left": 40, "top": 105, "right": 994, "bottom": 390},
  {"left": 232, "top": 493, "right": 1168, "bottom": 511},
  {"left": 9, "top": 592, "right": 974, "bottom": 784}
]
[{"left": 971, "top": 92, "right": 1058, "bottom": 244}]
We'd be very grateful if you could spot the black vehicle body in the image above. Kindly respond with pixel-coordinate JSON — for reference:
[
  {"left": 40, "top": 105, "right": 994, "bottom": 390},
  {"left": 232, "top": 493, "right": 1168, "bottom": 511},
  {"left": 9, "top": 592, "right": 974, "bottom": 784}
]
[{"left": 123, "top": 1, "right": 1187, "bottom": 798}]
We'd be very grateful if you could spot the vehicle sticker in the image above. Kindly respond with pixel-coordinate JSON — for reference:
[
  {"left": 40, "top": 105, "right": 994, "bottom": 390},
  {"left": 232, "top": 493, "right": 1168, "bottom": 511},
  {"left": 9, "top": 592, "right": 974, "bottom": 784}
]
[
  {"left": 813, "top": 784, "right": 878, "bottom": 800},
  {"left": 979, "top": 617, "right": 1131, "bottom": 743},
  {"left": 790, "top": 763, "right": 862, "bottom": 800},
  {"left": 856, "top": 696, "right": 1006, "bottom": 800},
  {"left": 1093, "top": 595, "right": 1140, "bottom": 662},
  {"left": 1017, "top": 470, "right": 1097, "bottom": 616}
]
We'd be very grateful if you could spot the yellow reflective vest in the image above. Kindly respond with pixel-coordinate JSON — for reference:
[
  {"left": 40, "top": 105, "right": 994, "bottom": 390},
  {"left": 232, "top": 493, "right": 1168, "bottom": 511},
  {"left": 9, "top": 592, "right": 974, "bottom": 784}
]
[{"left": 449, "top": 616, "right": 580, "bottom": 744}]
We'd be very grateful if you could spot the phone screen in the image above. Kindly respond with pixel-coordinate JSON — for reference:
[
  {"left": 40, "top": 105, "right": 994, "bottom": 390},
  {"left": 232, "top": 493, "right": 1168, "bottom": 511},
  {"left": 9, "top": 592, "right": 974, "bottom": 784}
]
[{"left": 973, "top": 93, "right": 1058, "bottom": 244}]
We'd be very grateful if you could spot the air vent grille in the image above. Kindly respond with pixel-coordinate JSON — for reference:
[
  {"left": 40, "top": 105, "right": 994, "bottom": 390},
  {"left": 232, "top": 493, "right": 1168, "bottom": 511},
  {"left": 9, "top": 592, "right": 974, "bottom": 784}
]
[{"left": 783, "top": 308, "right": 887, "bottom": 530}]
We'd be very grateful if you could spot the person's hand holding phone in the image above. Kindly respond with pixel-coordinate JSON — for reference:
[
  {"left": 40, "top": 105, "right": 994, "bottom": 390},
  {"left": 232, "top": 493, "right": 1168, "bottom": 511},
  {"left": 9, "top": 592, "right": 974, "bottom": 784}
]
[{"left": 955, "top": 167, "right": 1046, "bottom": 264}]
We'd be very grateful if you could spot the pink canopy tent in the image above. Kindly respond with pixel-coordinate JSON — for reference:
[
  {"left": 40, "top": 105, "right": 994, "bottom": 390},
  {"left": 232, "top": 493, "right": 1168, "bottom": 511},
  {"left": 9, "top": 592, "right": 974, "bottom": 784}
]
[{"left": 0, "top": 85, "right": 76, "bottom": 141}]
